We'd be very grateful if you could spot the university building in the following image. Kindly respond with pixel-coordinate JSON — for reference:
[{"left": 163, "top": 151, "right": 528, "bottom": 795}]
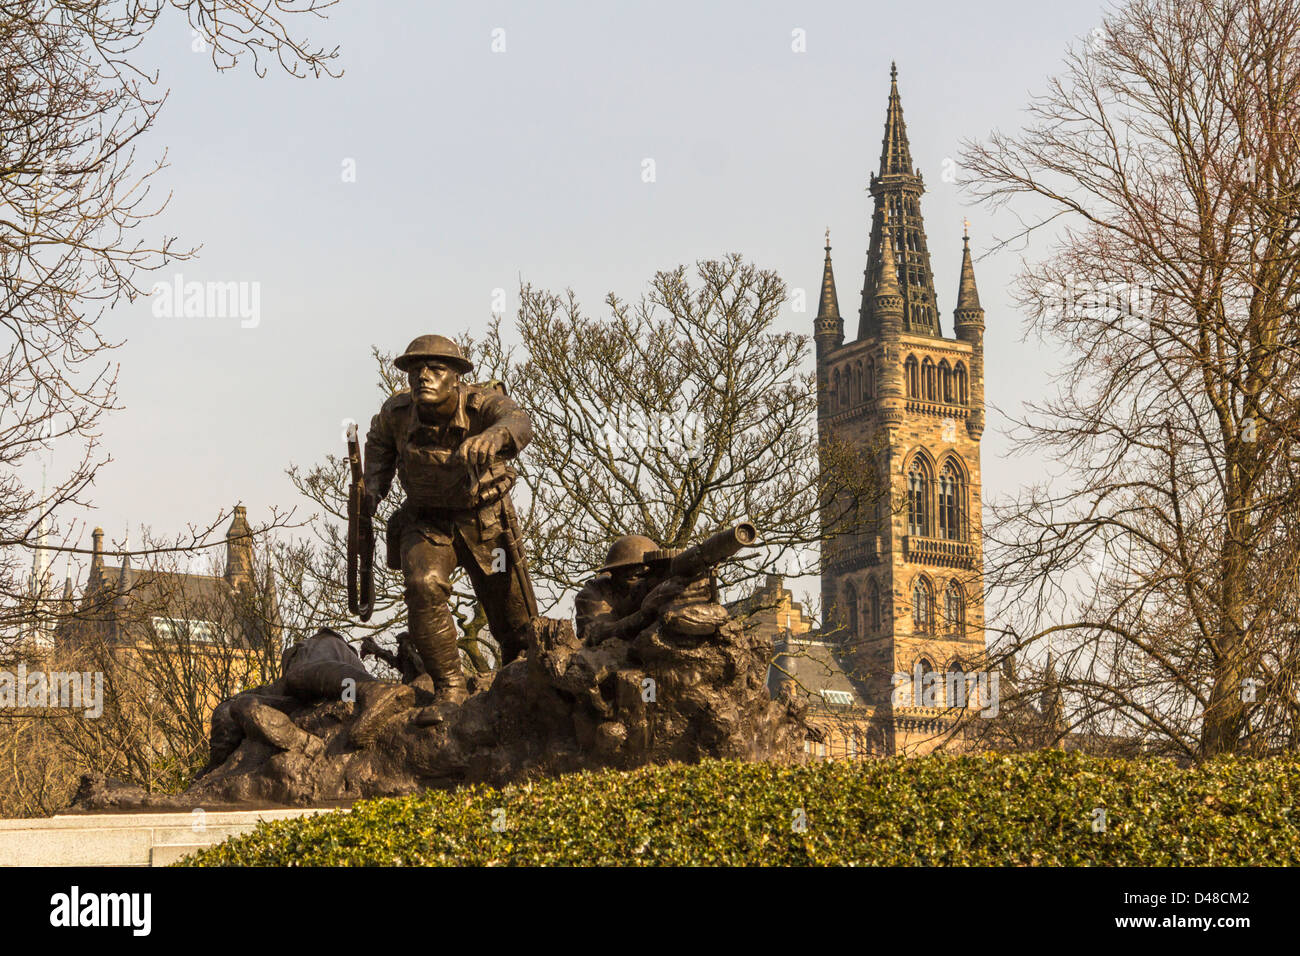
[
  {"left": 756, "top": 65, "right": 993, "bottom": 756},
  {"left": 53, "top": 506, "right": 281, "bottom": 712}
]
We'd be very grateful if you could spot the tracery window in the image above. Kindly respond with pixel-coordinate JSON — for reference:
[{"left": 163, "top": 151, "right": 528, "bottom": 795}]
[
  {"left": 907, "top": 458, "right": 932, "bottom": 536},
  {"left": 912, "top": 579, "right": 934, "bottom": 634},
  {"left": 945, "top": 580, "right": 965, "bottom": 638},
  {"left": 868, "top": 578, "right": 882, "bottom": 633},
  {"left": 938, "top": 460, "right": 965, "bottom": 541}
]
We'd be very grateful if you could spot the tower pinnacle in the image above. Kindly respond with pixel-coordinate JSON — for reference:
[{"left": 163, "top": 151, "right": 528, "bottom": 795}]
[
  {"left": 956, "top": 230, "right": 982, "bottom": 312},
  {"left": 859, "top": 65, "right": 941, "bottom": 339},
  {"left": 880, "top": 62, "right": 913, "bottom": 177},
  {"left": 814, "top": 229, "right": 844, "bottom": 355},
  {"left": 953, "top": 227, "right": 987, "bottom": 438}
]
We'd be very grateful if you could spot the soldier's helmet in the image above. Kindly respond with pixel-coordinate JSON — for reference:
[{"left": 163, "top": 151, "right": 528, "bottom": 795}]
[
  {"left": 394, "top": 334, "right": 474, "bottom": 374},
  {"left": 599, "top": 534, "right": 659, "bottom": 573}
]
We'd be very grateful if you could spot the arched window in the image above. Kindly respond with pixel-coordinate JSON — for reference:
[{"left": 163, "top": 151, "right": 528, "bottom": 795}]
[
  {"left": 955, "top": 362, "right": 968, "bottom": 405},
  {"left": 938, "top": 460, "right": 965, "bottom": 541},
  {"left": 945, "top": 580, "right": 965, "bottom": 638},
  {"left": 921, "top": 357, "right": 935, "bottom": 401},
  {"left": 868, "top": 578, "right": 882, "bottom": 633},
  {"left": 905, "top": 354, "right": 919, "bottom": 398},
  {"left": 939, "top": 360, "right": 953, "bottom": 403},
  {"left": 854, "top": 360, "right": 864, "bottom": 403},
  {"left": 831, "top": 368, "right": 841, "bottom": 409},
  {"left": 912, "top": 577, "right": 934, "bottom": 634},
  {"left": 945, "top": 661, "right": 966, "bottom": 709},
  {"left": 915, "top": 655, "right": 937, "bottom": 706},
  {"left": 844, "top": 583, "right": 858, "bottom": 639},
  {"left": 907, "top": 458, "right": 932, "bottom": 537},
  {"left": 865, "top": 358, "right": 874, "bottom": 399}
]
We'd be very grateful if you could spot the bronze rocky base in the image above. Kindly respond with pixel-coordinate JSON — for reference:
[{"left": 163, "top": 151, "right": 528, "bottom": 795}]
[{"left": 73, "top": 612, "right": 809, "bottom": 810}]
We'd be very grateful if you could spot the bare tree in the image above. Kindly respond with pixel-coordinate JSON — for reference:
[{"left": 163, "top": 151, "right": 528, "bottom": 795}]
[
  {"left": 0, "top": 0, "right": 340, "bottom": 653},
  {"left": 486, "top": 256, "right": 874, "bottom": 600},
  {"left": 961, "top": 0, "right": 1300, "bottom": 758}
]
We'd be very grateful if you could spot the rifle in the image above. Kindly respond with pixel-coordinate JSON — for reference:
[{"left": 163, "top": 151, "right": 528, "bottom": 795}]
[
  {"left": 498, "top": 493, "right": 539, "bottom": 619},
  {"left": 346, "top": 422, "right": 375, "bottom": 621},
  {"left": 467, "top": 457, "right": 539, "bottom": 620},
  {"left": 644, "top": 523, "right": 760, "bottom": 601}
]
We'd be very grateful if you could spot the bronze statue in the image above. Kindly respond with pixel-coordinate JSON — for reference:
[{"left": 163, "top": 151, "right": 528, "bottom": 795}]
[
  {"left": 346, "top": 423, "right": 376, "bottom": 621},
  {"left": 575, "top": 535, "right": 686, "bottom": 645},
  {"left": 575, "top": 524, "right": 759, "bottom": 645},
  {"left": 77, "top": 524, "right": 815, "bottom": 810},
  {"left": 360, "top": 631, "right": 426, "bottom": 684},
  {"left": 199, "top": 628, "right": 414, "bottom": 776},
  {"left": 362, "top": 334, "right": 537, "bottom": 710}
]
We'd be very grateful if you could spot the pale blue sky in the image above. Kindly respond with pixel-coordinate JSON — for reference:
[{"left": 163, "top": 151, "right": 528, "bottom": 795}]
[{"left": 50, "top": 0, "right": 1111, "bottom": 587}]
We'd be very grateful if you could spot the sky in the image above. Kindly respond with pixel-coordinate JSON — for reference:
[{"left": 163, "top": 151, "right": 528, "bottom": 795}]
[{"left": 40, "top": 0, "right": 1112, "bottom": 596}]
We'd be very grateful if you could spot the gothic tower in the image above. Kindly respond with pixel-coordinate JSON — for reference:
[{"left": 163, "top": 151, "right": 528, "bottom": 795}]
[{"left": 815, "top": 65, "right": 987, "bottom": 756}]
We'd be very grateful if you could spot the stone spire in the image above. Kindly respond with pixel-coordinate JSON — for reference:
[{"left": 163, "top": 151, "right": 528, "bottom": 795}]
[
  {"left": 875, "top": 214, "right": 902, "bottom": 308},
  {"left": 1040, "top": 654, "right": 1066, "bottom": 747},
  {"left": 225, "top": 505, "right": 253, "bottom": 588},
  {"left": 955, "top": 223, "right": 982, "bottom": 312},
  {"left": 813, "top": 227, "right": 844, "bottom": 358},
  {"left": 859, "top": 64, "right": 941, "bottom": 339},
  {"left": 953, "top": 222, "right": 986, "bottom": 438},
  {"left": 113, "top": 531, "right": 131, "bottom": 610},
  {"left": 878, "top": 61, "right": 913, "bottom": 177},
  {"left": 31, "top": 487, "right": 50, "bottom": 598}
]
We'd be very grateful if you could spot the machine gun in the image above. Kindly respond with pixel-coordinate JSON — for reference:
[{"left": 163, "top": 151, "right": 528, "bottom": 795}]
[{"left": 643, "top": 522, "right": 760, "bottom": 601}]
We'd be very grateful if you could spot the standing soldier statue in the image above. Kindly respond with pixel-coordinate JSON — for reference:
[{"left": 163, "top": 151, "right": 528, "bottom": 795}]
[{"left": 360, "top": 334, "right": 537, "bottom": 711}]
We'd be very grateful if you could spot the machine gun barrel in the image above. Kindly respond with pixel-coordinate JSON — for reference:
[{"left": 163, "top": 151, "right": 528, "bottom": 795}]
[{"left": 666, "top": 522, "right": 759, "bottom": 580}]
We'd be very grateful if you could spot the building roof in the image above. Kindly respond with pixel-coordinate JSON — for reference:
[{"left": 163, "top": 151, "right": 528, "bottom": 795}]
[
  {"left": 96, "top": 565, "right": 235, "bottom": 612},
  {"left": 62, "top": 505, "right": 279, "bottom": 650},
  {"left": 769, "top": 636, "right": 867, "bottom": 709}
]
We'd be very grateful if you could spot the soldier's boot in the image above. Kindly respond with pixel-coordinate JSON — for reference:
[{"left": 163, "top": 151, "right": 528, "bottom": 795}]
[
  {"left": 496, "top": 626, "right": 527, "bottom": 667},
  {"left": 408, "top": 601, "right": 469, "bottom": 714}
]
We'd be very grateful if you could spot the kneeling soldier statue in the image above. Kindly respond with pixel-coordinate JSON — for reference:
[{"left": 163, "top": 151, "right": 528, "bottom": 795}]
[{"left": 363, "top": 334, "right": 538, "bottom": 710}]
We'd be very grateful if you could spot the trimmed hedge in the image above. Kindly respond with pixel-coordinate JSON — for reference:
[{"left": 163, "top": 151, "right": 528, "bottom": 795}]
[{"left": 181, "top": 750, "right": 1300, "bottom": 866}]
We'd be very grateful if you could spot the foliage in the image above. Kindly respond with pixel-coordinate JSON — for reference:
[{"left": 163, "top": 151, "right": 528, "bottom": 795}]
[{"left": 183, "top": 750, "right": 1300, "bottom": 866}]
